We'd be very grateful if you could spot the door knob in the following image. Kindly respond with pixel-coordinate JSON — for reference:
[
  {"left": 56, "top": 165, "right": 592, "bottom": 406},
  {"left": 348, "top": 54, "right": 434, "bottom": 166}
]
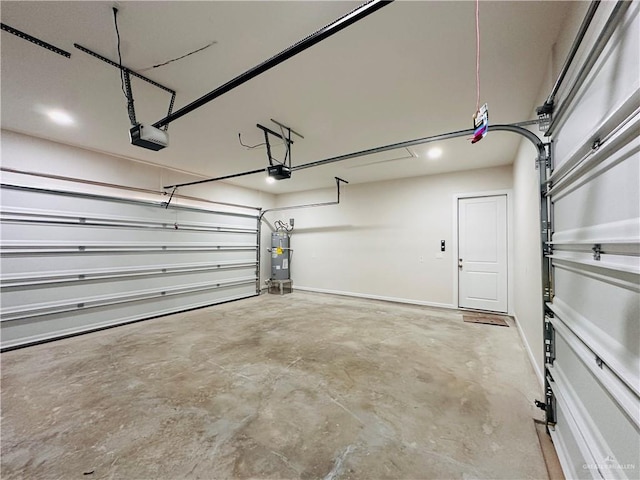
[{"left": 458, "top": 258, "right": 463, "bottom": 269}]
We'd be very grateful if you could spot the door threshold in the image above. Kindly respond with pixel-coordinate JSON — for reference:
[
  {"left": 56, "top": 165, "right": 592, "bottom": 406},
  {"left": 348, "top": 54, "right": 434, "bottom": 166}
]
[{"left": 458, "top": 307, "right": 510, "bottom": 316}]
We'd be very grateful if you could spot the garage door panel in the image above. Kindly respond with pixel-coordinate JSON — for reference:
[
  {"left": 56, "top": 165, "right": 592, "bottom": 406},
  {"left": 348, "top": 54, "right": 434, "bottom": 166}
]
[
  {"left": 553, "top": 2, "right": 640, "bottom": 167},
  {"left": 553, "top": 267, "right": 639, "bottom": 374},
  {"left": 0, "top": 282, "right": 255, "bottom": 349},
  {"left": 550, "top": 404, "right": 599, "bottom": 480},
  {"left": 1, "top": 268, "right": 257, "bottom": 310},
  {"left": 0, "top": 185, "right": 259, "bottom": 349},
  {"left": 0, "top": 186, "right": 258, "bottom": 227},
  {"left": 0, "top": 251, "right": 257, "bottom": 276},
  {"left": 544, "top": 4, "right": 640, "bottom": 478},
  {"left": 550, "top": 333, "right": 640, "bottom": 477},
  {"left": 552, "top": 150, "right": 639, "bottom": 235},
  {"left": 0, "top": 223, "right": 257, "bottom": 246}
]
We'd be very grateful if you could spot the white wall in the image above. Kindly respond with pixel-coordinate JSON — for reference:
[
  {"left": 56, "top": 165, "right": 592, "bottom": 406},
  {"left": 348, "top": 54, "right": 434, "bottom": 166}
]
[
  {"left": 266, "top": 165, "right": 513, "bottom": 308},
  {"left": 0, "top": 129, "right": 274, "bottom": 208},
  {"left": 512, "top": 136, "right": 545, "bottom": 386},
  {"left": 510, "top": 1, "right": 595, "bottom": 388},
  {"left": 0, "top": 130, "right": 276, "bottom": 285}
]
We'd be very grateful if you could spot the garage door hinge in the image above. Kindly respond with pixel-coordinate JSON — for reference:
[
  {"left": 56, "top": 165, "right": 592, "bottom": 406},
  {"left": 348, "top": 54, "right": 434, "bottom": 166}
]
[
  {"left": 592, "top": 244, "right": 602, "bottom": 261},
  {"left": 542, "top": 377, "right": 557, "bottom": 428},
  {"left": 544, "top": 316, "right": 555, "bottom": 364},
  {"left": 162, "top": 187, "right": 178, "bottom": 209}
]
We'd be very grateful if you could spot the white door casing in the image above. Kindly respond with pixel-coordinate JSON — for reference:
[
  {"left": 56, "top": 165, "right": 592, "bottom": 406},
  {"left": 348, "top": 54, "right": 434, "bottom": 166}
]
[{"left": 458, "top": 195, "right": 508, "bottom": 312}]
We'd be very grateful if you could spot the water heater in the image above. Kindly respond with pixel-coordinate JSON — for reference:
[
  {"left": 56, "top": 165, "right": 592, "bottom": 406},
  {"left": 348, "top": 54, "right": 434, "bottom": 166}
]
[{"left": 271, "top": 231, "right": 290, "bottom": 280}]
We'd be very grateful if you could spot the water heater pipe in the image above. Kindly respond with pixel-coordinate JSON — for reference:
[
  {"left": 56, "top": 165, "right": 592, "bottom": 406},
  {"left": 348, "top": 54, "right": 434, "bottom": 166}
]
[{"left": 259, "top": 177, "right": 348, "bottom": 220}]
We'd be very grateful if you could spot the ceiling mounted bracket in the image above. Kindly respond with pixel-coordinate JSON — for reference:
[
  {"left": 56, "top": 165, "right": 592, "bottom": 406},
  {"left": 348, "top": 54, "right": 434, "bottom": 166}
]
[
  {"left": 123, "top": 71, "right": 137, "bottom": 126},
  {"left": 162, "top": 186, "right": 178, "bottom": 209},
  {"left": 74, "top": 43, "right": 176, "bottom": 131},
  {"left": 74, "top": 44, "right": 175, "bottom": 94},
  {"left": 256, "top": 119, "right": 303, "bottom": 168},
  {"left": 335, "top": 176, "right": 349, "bottom": 203},
  {"left": 1, "top": 23, "right": 71, "bottom": 58},
  {"left": 258, "top": 119, "right": 304, "bottom": 181},
  {"left": 256, "top": 124, "right": 286, "bottom": 167},
  {"left": 164, "top": 92, "right": 176, "bottom": 132},
  {"left": 536, "top": 102, "right": 553, "bottom": 132}
]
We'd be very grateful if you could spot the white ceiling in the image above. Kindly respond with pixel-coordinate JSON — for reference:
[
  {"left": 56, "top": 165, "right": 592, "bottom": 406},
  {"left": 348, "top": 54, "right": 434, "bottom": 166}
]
[{"left": 1, "top": 1, "right": 573, "bottom": 194}]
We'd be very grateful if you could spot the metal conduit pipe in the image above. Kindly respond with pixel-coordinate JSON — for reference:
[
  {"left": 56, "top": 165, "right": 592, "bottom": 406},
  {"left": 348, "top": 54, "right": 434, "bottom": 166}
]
[{"left": 152, "top": 0, "right": 393, "bottom": 129}]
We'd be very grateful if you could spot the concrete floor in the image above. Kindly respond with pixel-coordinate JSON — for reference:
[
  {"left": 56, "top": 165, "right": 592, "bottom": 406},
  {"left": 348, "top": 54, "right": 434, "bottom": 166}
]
[{"left": 1, "top": 292, "right": 547, "bottom": 479}]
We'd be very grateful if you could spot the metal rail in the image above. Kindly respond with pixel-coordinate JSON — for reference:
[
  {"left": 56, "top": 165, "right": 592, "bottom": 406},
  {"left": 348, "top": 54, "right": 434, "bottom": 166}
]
[
  {"left": 538, "top": 0, "right": 629, "bottom": 430},
  {"left": 164, "top": 122, "right": 546, "bottom": 190},
  {"left": 545, "top": 1, "right": 631, "bottom": 136},
  {"left": 293, "top": 123, "right": 546, "bottom": 172},
  {"left": 1, "top": 23, "right": 71, "bottom": 58},
  {"left": 151, "top": 0, "right": 393, "bottom": 129},
  {"left": 544, "top": 1, "right": 600, "bottom": 107}
]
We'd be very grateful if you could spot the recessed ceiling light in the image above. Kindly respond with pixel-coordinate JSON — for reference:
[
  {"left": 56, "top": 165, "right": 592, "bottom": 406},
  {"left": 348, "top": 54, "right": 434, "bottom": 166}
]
[
  {"left": 427, "top": 147, "right": 442, "bottom": 159},
  {"left": 46, "top": 109, "right": 75, "bottom": 126},
  {"left": 266, "top": 176, "right": 276, "bottom": 184}
]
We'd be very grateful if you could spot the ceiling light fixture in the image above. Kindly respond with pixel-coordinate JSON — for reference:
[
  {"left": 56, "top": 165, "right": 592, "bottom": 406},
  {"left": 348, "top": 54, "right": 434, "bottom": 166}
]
[
  {"left": 427, "top": 147, "right": 443, "bottom": 159},
  {"left": 266, "top": 176, "right": 276, "bottom": 184},
  {"left": 46, "top": 109, "right": 75, "bottom": 126}
]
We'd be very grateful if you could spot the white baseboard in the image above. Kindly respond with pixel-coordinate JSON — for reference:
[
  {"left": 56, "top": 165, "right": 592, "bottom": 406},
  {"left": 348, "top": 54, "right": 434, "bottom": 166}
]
[
  {"left": 513, "top": 313, "right": 544, "bottom": 389},
  {"left": 294, "top": 285, "right": 456, "bottom": 310}
]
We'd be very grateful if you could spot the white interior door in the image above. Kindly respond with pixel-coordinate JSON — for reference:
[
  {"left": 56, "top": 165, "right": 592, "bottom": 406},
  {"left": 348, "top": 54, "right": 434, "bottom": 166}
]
[{"left": 458, "top": 195, "right": 507, "bottom": 312}]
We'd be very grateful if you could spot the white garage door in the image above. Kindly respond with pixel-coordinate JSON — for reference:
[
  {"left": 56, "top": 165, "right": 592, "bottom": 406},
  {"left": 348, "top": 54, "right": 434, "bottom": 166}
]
[
  {"left": 543, "top": 2, "right": 639, "bottom": 478},
  {"left": 0, "top": 184, "right": 259, "bottom": 350}
]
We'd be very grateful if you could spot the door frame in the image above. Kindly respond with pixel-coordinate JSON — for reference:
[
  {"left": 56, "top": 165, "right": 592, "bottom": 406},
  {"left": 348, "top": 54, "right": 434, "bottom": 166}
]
[{"left": 452, "top": 189, "right": 514, "bottom": 314}]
